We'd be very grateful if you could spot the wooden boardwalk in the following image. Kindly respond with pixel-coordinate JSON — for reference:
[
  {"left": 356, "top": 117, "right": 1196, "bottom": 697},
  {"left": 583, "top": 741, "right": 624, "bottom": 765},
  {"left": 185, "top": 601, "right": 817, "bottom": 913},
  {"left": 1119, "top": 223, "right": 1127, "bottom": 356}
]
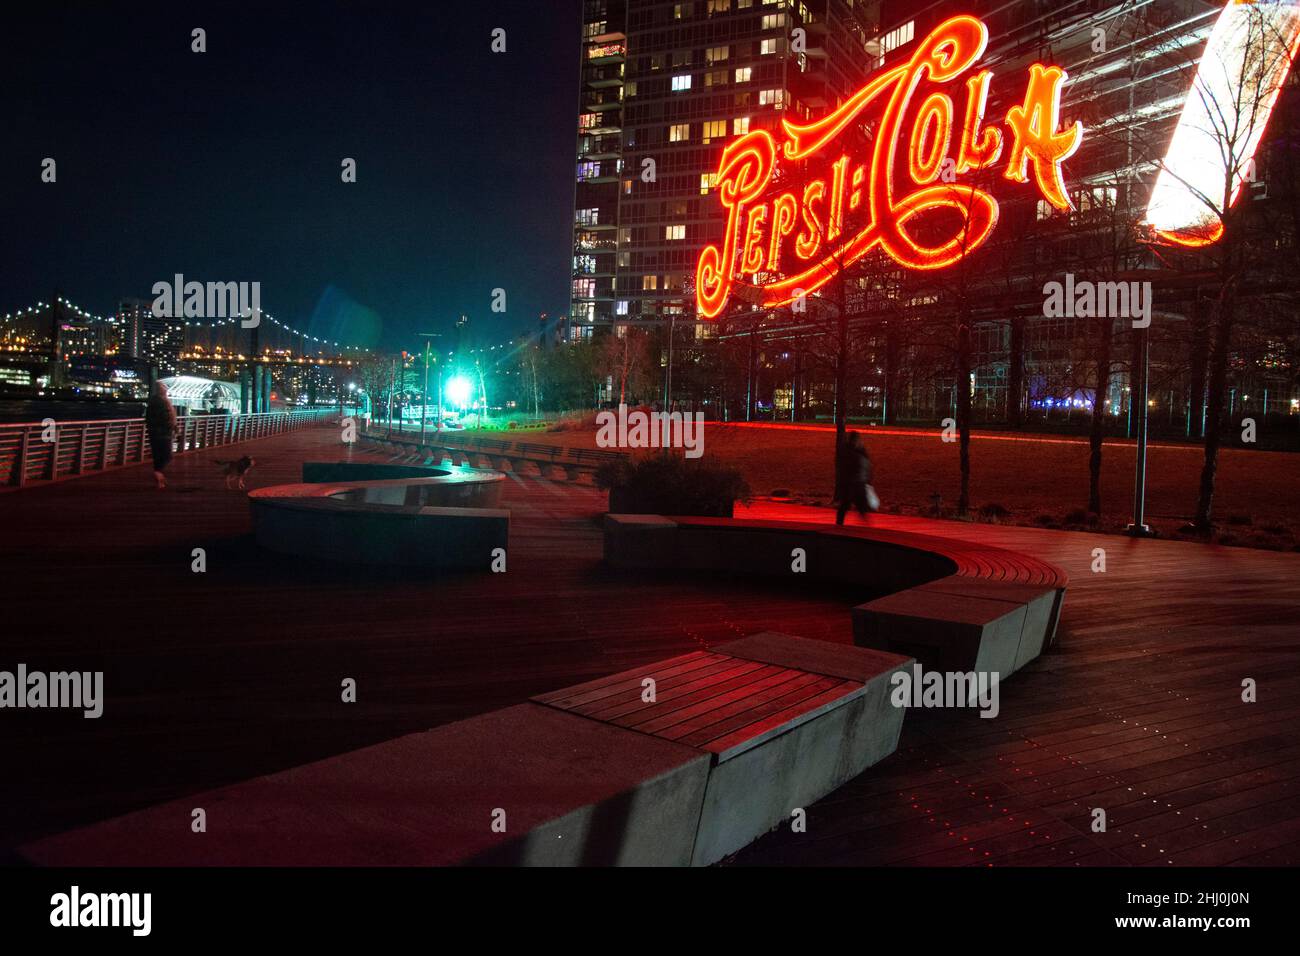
[{"left": 2, "top": 425, "right": 1298, "bottom": 866}]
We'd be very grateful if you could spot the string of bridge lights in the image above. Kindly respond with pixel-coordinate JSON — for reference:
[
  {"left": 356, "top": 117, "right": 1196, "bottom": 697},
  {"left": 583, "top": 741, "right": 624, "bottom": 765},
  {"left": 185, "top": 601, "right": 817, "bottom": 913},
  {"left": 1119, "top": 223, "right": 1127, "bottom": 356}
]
[
  {"left": 0, "top": 297, "right": 371, "bottom": 353},
  {"left": 4, "top": 300, "right": 530, "bottom": 359}
]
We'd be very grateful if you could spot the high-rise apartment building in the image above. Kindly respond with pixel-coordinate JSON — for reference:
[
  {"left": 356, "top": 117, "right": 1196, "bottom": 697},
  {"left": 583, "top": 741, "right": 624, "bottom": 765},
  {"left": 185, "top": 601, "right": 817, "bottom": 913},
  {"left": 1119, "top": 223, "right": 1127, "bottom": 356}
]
[
  {"left": 118, "top": 296, "right": 183, "bottom": 374},
  {"left": 571, "top": 0, "right": 874, "bottom": 337}
]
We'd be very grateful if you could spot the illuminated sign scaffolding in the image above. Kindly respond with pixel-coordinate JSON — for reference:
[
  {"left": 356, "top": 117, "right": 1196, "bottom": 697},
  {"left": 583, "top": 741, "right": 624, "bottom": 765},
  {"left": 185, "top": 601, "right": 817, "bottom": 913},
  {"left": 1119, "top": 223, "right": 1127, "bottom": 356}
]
[
  {"left": 1144, "top": 0, "right": 1300, "bottom": 247},
  {"left": 695, "top": 15, "right": 1082, "bottom": 319}
]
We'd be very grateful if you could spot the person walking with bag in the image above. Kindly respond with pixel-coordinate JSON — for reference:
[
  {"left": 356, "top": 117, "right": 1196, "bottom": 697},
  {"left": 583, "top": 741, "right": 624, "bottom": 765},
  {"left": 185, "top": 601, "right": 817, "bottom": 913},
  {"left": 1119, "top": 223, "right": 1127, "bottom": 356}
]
[{"left": 834, "top": 431, "right": 878, "bottom": 525}]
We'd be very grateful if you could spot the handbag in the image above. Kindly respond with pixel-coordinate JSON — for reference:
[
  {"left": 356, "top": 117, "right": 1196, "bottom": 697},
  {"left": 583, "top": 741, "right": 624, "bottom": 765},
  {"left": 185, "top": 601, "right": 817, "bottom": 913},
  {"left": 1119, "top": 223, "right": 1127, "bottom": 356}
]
[{"left": 864, "top": 484, "right": 881, "bottom": 512}]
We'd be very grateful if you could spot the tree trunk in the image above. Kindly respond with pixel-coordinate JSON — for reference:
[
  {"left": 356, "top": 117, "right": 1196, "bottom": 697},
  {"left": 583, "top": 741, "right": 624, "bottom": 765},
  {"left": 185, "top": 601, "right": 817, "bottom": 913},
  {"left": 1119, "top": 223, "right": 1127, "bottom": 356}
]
[
  {"left": 883, "top": 324, "right": 900, "bottom": 425},
  {"left": 1195, "top": 291, "right": 1236, "bottom": 533},
  {"left": 957, "top": 308, "right": 972, "bottom": 516},
  {"left": 1007, "top": 315, "right": 1025, "bottom": 428},
  {"left": 834, "top": 294, "right": 849, "bottom": 446},
  {"left": 1187, "top": 303, "right": 1209, "bottom": 438},
  {"left": 1087, "top": 314, "right": 1114, "bottom": 515}
]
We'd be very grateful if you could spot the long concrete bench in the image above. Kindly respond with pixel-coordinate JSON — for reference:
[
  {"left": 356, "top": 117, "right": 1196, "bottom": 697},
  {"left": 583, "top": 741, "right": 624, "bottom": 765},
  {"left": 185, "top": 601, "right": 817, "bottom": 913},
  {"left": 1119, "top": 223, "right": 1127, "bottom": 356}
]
[
  {"left": 604, "top": 515, "right": 1067, "bottom": 697},
  {"left": 20, "top": 631, "right": 909, "bottom": 867},
  {"left": 361, "top": 432, "right": 629, "bottom": 482},
  {"left": 249, "top": 461, "right": 508, "bottom": 571}
]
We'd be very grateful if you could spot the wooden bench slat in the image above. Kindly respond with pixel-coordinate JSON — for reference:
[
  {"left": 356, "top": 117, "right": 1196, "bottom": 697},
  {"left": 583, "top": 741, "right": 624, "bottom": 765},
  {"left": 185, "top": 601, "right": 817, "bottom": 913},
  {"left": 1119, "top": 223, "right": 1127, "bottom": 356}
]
[
  {"left": 664, "top": 674, "right": 850, "bottom": 747},
  {"left": 702, "top": 681, "right": 866, "bottom": 762},
  {"left": 625, "top": 667, "right": 815, "bottom": 736},
  {"left": 549, "top": 656, "right": 746, "bottom": 713},
  {"left": 652, "top": 671, "right": 832, "bottom": 743},
  {"left": 575, "top": 659, "right": 768, "bottom": 716},
  {"left": 531, "top": 651, "right": 719, "bottom": 707},
  {"left": 588, "top": 661, "right": 781, "bottom": 723}
]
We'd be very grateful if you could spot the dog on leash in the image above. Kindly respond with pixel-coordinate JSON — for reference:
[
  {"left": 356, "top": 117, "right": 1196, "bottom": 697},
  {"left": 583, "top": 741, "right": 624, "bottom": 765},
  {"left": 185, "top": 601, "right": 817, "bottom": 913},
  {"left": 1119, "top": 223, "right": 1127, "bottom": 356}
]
[{"left": 215, "top": 455, "right": 256, "bottom": 489}]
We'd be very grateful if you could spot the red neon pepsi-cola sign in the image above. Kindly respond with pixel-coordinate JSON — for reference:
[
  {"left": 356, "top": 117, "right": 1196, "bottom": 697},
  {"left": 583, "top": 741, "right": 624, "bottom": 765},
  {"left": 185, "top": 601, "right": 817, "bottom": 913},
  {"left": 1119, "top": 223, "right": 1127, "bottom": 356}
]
[{"left": 695, "top": 15, "right": 1082, "bottom": 319}]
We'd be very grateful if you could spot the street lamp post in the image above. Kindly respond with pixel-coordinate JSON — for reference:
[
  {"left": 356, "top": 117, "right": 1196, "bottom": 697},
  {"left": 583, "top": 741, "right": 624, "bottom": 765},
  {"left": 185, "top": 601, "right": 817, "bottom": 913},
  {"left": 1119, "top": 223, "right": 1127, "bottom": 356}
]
[
  {"left": 1127, "top": 324, "right": 1154, "bottom": 536},
  {"left": 416, "top": 333, "right": 442, "bottom": 444}
]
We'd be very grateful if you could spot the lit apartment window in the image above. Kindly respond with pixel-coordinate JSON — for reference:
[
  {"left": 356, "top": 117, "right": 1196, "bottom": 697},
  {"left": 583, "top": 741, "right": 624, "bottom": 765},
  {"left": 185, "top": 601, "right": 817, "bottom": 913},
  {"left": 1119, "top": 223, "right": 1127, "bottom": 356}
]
[
  {"left": 626, "top": 80, "right": 637, "bottom": 97},
  {"left": 702, "top": 119, "right": 727, "bottom": 143},
  {"left": 706, "top": 70, "right": 729, "bottom": 86},
  {"left": 707, "top": 45, "right": 729, "bottom": 64},
  {"left": 577, "top": 161, "right": 601, "bottom": 180},
  {"left": 760, "top": 38, "right": 778, "bottom": 55},
  {"left": 643, "top": 276, "right": 659, "bottom": 290},
  {"left": 733, "top": 116, "right": 750, "bottom": 134},
  {"left": 622, "top": 178, "right": 633, "bottom": 195},
  {"left": 708, "top": 0, "right": 731, "bottom": 13},
  {"left": 579, "top": 113, "right": 598, "bottom": 129},
  {"left": 669, "top": 123, "right": 690, "bottom": 142},
  {"left": 576, "top": 207, "right": 599, "bottom": 225},
  {"left": 665, "top": 225, "right": 686, "bottom": 240},
  {"left": 573, "top": 279, "right": 596, "bottom": 298},
  {"left": 734, "top": 66, "right": 752, "bottom": 82},
  {"left": 880, "top": 21, "right": 915, "bottom": 55},
  {"left": 700, "top": 172, "right": 719, "bottom": 194},
  {"left": 759, "top": 89, "right": 785, "bottom": 108},
  {"left": 616, "top": 301, "right": 629, "bottom": 315},
  {"left": 672, "top": 74, "right": 693, "bottom": 92},
  {"left": 675, "top": 2, "right": 693, "bottom": 19},
  {"left": 761, "top": 14, "right": 784, "bottom": 29}
]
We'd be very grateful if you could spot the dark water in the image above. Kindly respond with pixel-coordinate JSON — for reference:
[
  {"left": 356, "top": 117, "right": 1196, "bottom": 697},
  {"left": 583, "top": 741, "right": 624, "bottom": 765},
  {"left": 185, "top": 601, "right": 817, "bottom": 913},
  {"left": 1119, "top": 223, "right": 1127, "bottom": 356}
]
[{"left": 0, "top": 399, "right": 146, "bottom": 425}]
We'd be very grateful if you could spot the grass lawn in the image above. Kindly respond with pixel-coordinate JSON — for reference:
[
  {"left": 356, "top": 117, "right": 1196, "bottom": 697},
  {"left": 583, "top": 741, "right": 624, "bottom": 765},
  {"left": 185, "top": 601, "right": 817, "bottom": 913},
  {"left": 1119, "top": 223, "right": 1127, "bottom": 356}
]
[{"left": 507, "top": 419, "right": 1300, "bottom": 550}]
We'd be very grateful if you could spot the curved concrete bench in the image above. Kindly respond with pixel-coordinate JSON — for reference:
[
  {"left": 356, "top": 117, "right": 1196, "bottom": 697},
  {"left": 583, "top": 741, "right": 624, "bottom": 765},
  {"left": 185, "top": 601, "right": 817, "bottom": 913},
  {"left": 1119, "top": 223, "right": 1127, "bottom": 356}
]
[
  {"left": 249, "top": 461, "right": 508, "bottom": 570},
  {"left": 604, "top": 515, "right": 1067, "bottom": 692},
  {"left": 361, "top": 432, "right": 629, "bottom": 481},
  {"left": 21, "top": 631, "right": 907, "bottom": 867}
]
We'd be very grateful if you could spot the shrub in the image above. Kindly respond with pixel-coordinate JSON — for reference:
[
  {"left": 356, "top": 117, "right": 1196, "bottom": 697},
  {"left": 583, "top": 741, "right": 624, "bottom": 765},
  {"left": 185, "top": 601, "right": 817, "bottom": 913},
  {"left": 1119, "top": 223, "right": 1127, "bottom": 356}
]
[
  {"left": 548, "top": 410, "right": 600, "bottom": 432},
  {"left": 978, "top": 502, "right": 1010, "bottom": 520},
  {"left": 596, "top": 452, "right": 751, "bottom": 517}
]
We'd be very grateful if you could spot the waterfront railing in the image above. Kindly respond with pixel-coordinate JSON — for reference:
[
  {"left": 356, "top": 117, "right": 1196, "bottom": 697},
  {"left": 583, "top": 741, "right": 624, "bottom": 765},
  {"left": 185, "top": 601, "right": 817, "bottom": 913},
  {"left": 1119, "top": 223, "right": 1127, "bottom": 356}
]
[{"left": 0, "top": 408, "right": 339, "bottom": 487}]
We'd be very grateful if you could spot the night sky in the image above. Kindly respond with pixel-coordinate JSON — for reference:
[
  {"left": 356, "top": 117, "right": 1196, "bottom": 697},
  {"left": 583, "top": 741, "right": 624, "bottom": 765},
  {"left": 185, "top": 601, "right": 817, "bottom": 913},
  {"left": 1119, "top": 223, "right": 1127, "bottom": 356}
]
[{"left": 0, "top": 0, "right": 581, "bottom": 350}]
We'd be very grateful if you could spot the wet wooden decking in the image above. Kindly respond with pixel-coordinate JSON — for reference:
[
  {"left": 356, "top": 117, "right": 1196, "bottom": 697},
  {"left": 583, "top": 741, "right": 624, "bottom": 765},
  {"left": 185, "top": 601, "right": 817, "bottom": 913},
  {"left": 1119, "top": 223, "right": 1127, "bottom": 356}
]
[{"left": 2, "top": 425, "right": 1298, "bottom": 866}]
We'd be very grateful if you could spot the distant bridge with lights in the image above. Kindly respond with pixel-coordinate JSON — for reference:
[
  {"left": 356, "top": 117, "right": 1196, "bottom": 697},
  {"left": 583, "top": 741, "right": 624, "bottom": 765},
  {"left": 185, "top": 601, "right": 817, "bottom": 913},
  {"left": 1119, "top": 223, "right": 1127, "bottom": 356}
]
[{"left": 0, "top": 297, "right": 374, "bottom": 371}]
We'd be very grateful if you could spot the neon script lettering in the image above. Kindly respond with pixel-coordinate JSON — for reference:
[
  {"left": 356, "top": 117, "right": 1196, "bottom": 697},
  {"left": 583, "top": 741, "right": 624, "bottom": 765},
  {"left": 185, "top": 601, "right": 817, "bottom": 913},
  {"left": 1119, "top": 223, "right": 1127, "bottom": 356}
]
[{"left": 696, "top": 15, "right": 1082, "bottom": 319}]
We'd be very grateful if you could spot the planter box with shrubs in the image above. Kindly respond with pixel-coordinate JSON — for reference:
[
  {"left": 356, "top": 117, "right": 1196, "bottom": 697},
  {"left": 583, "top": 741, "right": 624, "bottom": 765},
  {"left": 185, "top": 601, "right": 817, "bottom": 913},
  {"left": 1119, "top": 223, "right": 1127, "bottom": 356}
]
[{"left": 596, "top": 453, "right": 750, "bottom": 518}]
